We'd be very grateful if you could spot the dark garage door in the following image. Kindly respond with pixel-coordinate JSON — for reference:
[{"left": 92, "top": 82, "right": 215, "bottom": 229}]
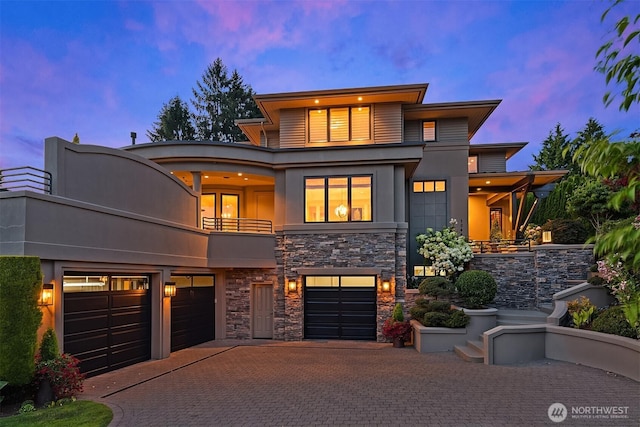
[
  {"left": 64, "top": 289, "right": 151, "bottom": 377},
  {"left": 171, "top": 287, "right": 215, "bottom": 352},
  {"left": 304, "top": 276, "right": 376, "bottom": 340}
]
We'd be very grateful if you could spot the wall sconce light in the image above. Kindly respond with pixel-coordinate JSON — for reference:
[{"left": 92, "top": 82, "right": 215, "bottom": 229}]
[
  {"left": 164, "top": 282, "right": 176, "bottom": 298},
  {"left": 542, "top": 231, "right": 552, "bottom": 243},
  {"left": 287, "top": 279, "right": 297, "bottom": 293},
  {"left": 381, "top": 280, "right": 391, "bottom": 293},
  {"left": 39, "top": 283, "right": 54, "bottom": 306}
]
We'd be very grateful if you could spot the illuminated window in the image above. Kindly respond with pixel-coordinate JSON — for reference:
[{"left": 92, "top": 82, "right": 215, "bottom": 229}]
[
  {"left": 412, "top": 180, "right": 446, "bottom": 192},
  {"left": 423, "top": 121, "right": 436, "bottom": 141},
  {"left": 305, "top": 176, "right": 372, "bottom": 222},
  {"left": 468, "top": 156, "right": 478, "bottom": 173},
  {"left": 309, "top": 107, "right": 370, "bottom": 143}
]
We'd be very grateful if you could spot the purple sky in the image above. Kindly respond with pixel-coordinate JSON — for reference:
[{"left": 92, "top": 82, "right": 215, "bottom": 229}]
[{"left": 1, "top": 0, "right": 638, "bottom": 172}]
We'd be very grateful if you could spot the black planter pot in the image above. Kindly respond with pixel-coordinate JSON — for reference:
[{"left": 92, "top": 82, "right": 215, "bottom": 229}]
[
  {"left": 35, "top": 379, "right": 54, "bottom": 407},
  {"left": 392, "top": 337, "right": 405, "bottom": 348}
]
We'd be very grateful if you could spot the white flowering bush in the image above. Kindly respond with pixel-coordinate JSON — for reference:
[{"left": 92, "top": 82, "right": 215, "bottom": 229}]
[
  {"left": 416, "top": 219, "right": 473, "bottom": 278},
  {"left": 524, "top": 223, "right": 542, "bottom": 243}
]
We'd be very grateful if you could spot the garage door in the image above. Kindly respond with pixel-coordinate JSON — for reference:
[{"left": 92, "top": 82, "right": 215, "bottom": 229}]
[
  {"left": 63, "top": 275, "right": 151, "bottom": 377},
  {"left": 170, "top": 275, "right": 215, "bottom": 352},
  {"left": 304, "top": 276, "right": 376, "bottom": 340}
]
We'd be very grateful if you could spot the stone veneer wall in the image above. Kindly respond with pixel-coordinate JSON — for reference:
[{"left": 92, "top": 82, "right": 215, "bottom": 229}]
[
  {"left": 224, "top": 268, "right": 279, "bottom": 339},
  {"left": 277, "top": 230, "right": 406, "bottom": 342},
  {"left": 468, "top": 245, "right": 594, "bottom": 309}
]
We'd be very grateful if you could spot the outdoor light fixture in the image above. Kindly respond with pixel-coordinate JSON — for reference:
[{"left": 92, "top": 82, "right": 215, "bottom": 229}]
[
  {"left": 382, "top": 280, "right": 391, "bottom": 293},
  {"left": 542, "top": 231, "right": 552, "bottom": 243},
  {"left": 287, "top": 279, "right": 297, "bottom": 293},
  {"left": 39, "top": 283, "right": 54, "bottom": 306},
  {"left": 164, "top": 282, "right": 176, "bottom": 298}
]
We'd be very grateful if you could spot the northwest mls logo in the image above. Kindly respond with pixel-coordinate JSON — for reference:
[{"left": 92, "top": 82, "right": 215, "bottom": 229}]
[{"left": 548, "top": 403, "right": 568, "bottom": 423}]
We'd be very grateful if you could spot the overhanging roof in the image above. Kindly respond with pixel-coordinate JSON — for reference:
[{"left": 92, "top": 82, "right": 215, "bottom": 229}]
[
  {"left": 403, "top": 100, "right": 501, "bottom": 140},
  {"left": 469, "top": 170, "right": 567, "bottom": 194}
]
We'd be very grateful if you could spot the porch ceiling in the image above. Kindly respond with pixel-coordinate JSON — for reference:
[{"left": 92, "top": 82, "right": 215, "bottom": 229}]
[
  {"left": 468, "top": 170, "right": 567, "bottom": 194},
  {"left": 171, "top": 171, "right": 274, "bottom": 187}
]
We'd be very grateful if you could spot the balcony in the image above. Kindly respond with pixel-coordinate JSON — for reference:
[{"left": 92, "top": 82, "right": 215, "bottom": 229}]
[
  {"left": 202, "top": 217, "right": 273, "bottom": 234},
  {"left": 0, "top": 166, "right": 52, "bottom": 194}
]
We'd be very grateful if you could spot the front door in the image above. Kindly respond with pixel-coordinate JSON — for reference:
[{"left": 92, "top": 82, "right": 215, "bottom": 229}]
[{"left": 252, "top": 284, "right": 273, "bottom": 338}]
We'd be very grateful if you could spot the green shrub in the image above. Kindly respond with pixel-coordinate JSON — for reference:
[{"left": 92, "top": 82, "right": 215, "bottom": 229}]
[
  {"left": 587, "top": 276, "right": 605, "bottom": 287},
  {"left": 445, "top": 310, "right": 470, "bottom": 328},
  {"left": 39, "top": 328, "right": 59, "bottom": 362},
  {"left": 409, "top": 306, "right": 429, "bottom": 320},
  {"left": 0, "top": 256, "right": 43, "bottom": 386},
  {"left": 410, "top": 300, "right": 452, "bottom": 320},
  {"left": 423, "top": 301, "right": 452, "bottom": 313},
  {"left": 591, "top": 306, "right": 637, "bottom": 339},
  {"left": 391, "top": 303, "right": 404, "bottom": 322},
  {"left": 544, "top": 219, "right": 588, "bottom": 244},
  {"left": 455, "top": 270, "right": 497, "bottom": 308},
  {"left": 422, "top": 312, "right": 449, "bottom": 327},
  {"left": 418, "top": 277, "right": 454, "bottom": 299}
]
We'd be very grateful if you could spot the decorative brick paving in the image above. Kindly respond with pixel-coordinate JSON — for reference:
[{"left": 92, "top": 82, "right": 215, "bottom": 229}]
[{"left": 82, "top": 340, "right": 639, "bottom": 426}]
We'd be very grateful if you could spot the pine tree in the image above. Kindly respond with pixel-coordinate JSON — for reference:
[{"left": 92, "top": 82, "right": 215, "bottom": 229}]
[
  {"left": 146, "top": 96, "right": 196, "bottom": 142},
  {"left": 191, "top": 58, "right": 260, "bottom": 142},
  {"left": 530, "top": 123, "right": 571, "bottom": 171}
]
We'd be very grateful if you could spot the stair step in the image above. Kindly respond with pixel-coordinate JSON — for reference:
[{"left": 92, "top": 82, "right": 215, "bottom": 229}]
[
  {"left": 538, "top": 304, "right": 554, "bottom": 314},
  {"left": 467, "top": 339, "right": 484, "bottom": 353},
  {"left": 496, "top": 309, "right": 548, "bottom": 325},
  {"left": 454, "top": 344, "right": 484, "bottom": 363}
]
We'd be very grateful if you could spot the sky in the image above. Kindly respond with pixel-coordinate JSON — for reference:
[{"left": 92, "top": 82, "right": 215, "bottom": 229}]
[{"left": 1, "top": 0, "right": 638, "bottom": 172}]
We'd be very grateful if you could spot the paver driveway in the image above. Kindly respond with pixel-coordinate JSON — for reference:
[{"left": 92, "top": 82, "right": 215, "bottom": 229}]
[{"left": 82, "top": 340, "right": 639, "bottom": 426}]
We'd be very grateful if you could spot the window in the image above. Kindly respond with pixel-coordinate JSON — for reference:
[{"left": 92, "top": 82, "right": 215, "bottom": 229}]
[
  {"left": 305, "top": 175, "right": 372, "bottom": 222},
  {"left": 309, "top": 107, "right": 370, "bottom": 143},
  {"left": 468, "top": 156, "right": 478, "bottom": 173},
  {"left": 423, "top": 121, "right": 436, "bottom": 141},
  {"left": 413, "top": 180, "right": 446, "bottom": 192}
]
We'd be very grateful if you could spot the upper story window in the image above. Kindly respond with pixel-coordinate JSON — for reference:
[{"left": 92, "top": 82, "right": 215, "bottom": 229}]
[
  {"left": 309, "top": 107, "right": 370, "bottom": 143},
  {"left": 422, "top": 121, "right": 436, "bottom": 142},
  {"left": 305, "top": 175, "right": 372, "bottom": 222},
  {"left": 413, "top": 180, "right": 446, "bottom": 192},
  {"left": 468, "top": 156, "right": 478, "bottom": 173}
]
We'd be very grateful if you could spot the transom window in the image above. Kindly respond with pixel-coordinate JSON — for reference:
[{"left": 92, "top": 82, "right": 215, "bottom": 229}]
[
  {"left": 413, "top": 180, "right": 446, "bottom": 192},
  {"left": 423, "top": 121, "right": 436, "bottom": 142},
  {"left": 305, "top": 175, "right": 372, "bottom": 222},
  {"left": 305, "top": 276, "right": 376, "bottom": 287},
  {"left": 309, "top": 106, "right": 370, "bottom": 143}
]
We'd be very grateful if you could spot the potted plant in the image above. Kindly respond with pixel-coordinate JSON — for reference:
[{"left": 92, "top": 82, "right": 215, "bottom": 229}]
[{"left": 382, "top": 303, "right": 412, "bottom": 348}]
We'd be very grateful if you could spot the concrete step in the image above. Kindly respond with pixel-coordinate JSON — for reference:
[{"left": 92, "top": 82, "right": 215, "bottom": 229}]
[
  {"left": 454, "top": 344, "right": 484, "bottom": 363},
  {"left": 538, "top": 304, "right": 554, "bottom": 314},
  {"left": 467, "top": 339, "right": 484, "bottom": 353},
  {"left": 496, "top": 309, "right": 548, "bottom": 325}
]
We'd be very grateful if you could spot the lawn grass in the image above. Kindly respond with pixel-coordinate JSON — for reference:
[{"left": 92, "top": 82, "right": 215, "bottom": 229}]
[{"left": 0, "top": 400, "right": 112, "bottom": 427}]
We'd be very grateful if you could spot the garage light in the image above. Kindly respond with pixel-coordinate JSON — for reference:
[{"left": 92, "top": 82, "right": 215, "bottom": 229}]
[
  {"left": 39, "top": 283, "right": 54, "bottom": 306},
  {"left": 164, "top": 282, "right": 176, "bottom": 298},
  {"left": 287, "top": 279, "right": 297, "bottom": 294},
  {"left": 381, "top": 280, "right": 391, "bottom": 293}
]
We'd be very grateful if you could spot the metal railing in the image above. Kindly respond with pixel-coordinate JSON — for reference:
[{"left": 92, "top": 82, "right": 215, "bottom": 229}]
[
  {"left": 0, "top": 166, "right": 52, "bottom": 194},
  {"left": 470, "top": 239, "right": 532, "bottom": 254},
  {"left": 202, "top": 217, "right": 273, "bottom": 234}
]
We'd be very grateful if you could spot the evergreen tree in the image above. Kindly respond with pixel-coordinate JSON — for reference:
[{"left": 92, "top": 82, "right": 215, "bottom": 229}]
[
  {"left": 191, "top": 58, "right": 260, "bottom": 142},
  {"left": 530, "top": 123, "right": 571, "bottom": 171},
  {"left": 147, "top": 96, "right": 196, "bottom": 142}
]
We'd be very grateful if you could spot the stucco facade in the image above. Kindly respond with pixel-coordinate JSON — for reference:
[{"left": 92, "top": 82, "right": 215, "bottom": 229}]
[{"left": 0, "top": 83, "right": 567, "bottom": 375}]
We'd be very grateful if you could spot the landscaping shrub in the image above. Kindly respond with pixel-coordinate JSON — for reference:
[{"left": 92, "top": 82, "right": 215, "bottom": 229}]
[
  {"left": 567, "top": 296, "right": 595, "bottom": 329},
  {"left": 391, "top": 302, "right": 404, "bottom": 322},
  {"left": 445, "top": 310, "right": 470, "bottom": 328},
  {"left": 418, "top": 276, "right": 454, "bottom": 300},
  {"left": 587, "top": 276, "right": 605, "bottom": 287},
  {"left": 0, "top": 256, "right": 43, "bottom": 386},
  {"left": 455, "top": 270, "right": 497, "bottom": 308},
  {"left": 35, "top": 353, "right": 85, "bottom": 400},
  {"left": 422, "top": 312, "right": 449, "bottom": 327},
  {"left": 409, "top": 300, "right": 451, "bottom": 320},
  {"left": 591, "top": 306, "right": 638, "bottom": 339},
  {"left": 38, "top": 328, "right": 59, "bottom": 362},
  {"left": 544, "top": 219, "right": 588, "bottom": 244}
]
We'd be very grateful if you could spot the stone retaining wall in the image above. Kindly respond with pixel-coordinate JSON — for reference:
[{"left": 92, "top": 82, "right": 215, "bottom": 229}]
[{"left": 469, "top": 245, "right": 594, "bottom": 309}]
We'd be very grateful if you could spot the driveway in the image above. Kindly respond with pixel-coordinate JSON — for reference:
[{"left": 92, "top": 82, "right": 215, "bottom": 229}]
[{"left": 82, "top": 340, "right": 640, "bottom": 426}]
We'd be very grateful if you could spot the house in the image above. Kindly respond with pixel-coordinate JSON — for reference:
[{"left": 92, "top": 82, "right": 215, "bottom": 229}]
[{"left": 0, "top": 83, "right": 565, "bottom": 376}]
